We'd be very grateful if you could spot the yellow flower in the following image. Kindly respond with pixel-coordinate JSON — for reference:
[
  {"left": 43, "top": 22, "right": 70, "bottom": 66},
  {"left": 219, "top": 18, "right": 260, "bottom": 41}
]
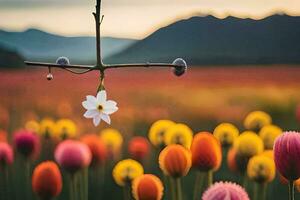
[
  {"left": 164, "top": 123, "right": 193, "bottom": 149},
  {"left": 54, "top": 119, "right": 77, "bottom": 139},
  {"left": 148, "top": 120, "right": 175, "bottom": 147},
  {"left": 113, "top": 159, "right": 144, "bottom": 186},
  {"left": 247, "top": 155, "right": 276, "bottom": 184},
  {"left": 233, "top": 131, "right": 264, "bottom": 158},
  {"left": 213, "top": 123, "right": 239, "bottom": 147},
  {"left": 244, "top": 111, "right": 272, "bottom": 131},
  {"left": 25, "top": 120, "right": 40, "bottom": 133},
  {"left": 260, "top": 150, "right": 274, "bottom": 160},
  {"left": 39, "top": 119, "right": 55, "bottom": 137},
  {"left": 259, "top": 125, "right": 282, "bottom": 149},
  {"left": 100, "top": 128, "right": 123, "bottom": 157}
]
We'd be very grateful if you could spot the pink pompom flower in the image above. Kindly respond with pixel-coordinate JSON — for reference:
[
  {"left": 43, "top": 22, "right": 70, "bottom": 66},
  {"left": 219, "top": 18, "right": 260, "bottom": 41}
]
[
  {"left": 274, "top": 131, "right": 300, "bottom": 180},
  {"left": 0, "top": 142, "right": 14, "bottom": 167},
  {"left": 13, "top": 130, "right": 40, "bottom": 159},
  {"left": 55, "top": 140, "right": 92, "bottom": 173},
  {"left": 202, "top": 181, "right": 249, "bottom": 200}
]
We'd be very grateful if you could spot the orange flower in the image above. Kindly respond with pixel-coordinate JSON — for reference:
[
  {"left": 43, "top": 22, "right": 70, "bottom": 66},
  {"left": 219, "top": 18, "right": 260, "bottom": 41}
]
[
  {"left": 132, "top": 174, "right": 164, "bottom": 200},
  {"left": 191, "top": 132, "right": 222, "bottom": 172},
  {"left": 32, "top": 161, "right": 62, "bottom": 200},
  {"left": 159, "top": 144, "right": 191, "bottom": 177},
  {"left": 0, "top": 129, "right": 7, "bottom": 142},
  {"left": 227, "top": 148, "right": 238, "bottom": 173},
  {"left": 128, "top": 136, "right": 150, "bottom": 161},
  {"left": 80, "top": 134, "right": 107, "bottom": 166}
]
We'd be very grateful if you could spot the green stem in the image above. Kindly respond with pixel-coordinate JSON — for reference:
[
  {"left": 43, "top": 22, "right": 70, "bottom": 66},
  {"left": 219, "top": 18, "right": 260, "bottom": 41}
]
[
  {"left": 288, "top": 180, "right": 294, "bottom": 200},
  {"left": 69, "top": 174, "right": 74, "bottom": 200},
  {"left": 193, "top": 172, "right": 203, "bottom": 200},
  {"left": 123, "top": 184, "right": 131, "bottom": 200},
  {"left": 207, "top": 170, "right": 213, "bottom": 187},
  {"left": 170, "top": 177, "right": 176, "bottom": 200},
  {"left": 175, "top": 178, "right": 183, "bottom": 200}
]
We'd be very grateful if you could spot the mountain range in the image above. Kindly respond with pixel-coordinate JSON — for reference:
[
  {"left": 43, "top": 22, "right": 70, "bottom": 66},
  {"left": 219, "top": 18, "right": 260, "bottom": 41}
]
[
  {"left": 1, "top": 14, "right": 300, "bottom": 67},
  {"left": 107, "top": 14, "right": 300, "bottom": 65},
  {"left": 0, "top": 28, "right": 136, "bottom": 64}
]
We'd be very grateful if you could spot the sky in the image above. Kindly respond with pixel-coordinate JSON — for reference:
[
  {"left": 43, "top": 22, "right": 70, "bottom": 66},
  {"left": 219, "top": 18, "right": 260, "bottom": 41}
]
[{"left": 0, "top": 0, "right": 300, "bottom": 39}]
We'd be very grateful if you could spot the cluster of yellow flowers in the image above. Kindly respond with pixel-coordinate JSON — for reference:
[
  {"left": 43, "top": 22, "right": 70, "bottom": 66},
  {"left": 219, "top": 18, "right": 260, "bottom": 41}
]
[
  {"left": 213, "top": 111, "right": 282, "bottom": 186},
  {"left": 25, "top": 118, "right": 77, "bottom": 139}
]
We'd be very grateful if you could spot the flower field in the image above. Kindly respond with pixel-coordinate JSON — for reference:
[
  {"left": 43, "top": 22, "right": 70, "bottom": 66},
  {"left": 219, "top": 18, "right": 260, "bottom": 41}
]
[{"left": 0, "top": 65, "right": 300, "bottom": 200}]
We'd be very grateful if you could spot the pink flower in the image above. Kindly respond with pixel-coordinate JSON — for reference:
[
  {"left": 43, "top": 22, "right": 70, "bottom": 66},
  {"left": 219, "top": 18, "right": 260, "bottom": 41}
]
[
  {"left": 55, "top": 140, "right": 91, "bottom": 173},
  {"left": 202, "top": 182, "right": 249, "bottom": 200},
  {"left": 274, "top": 131, "right": 300, "bottom": 180},
  {"left": 0, "top": 142, "right": 13, "bottom": 167},
  {"left": 13, "top": 130, "right": 40, "bottom": 158}
]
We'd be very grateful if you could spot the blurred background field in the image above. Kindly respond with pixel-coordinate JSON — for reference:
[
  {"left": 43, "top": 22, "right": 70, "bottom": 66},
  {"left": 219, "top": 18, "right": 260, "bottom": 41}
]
[{"left": 0, "top": 65, "right": 300, "bottom": 199}]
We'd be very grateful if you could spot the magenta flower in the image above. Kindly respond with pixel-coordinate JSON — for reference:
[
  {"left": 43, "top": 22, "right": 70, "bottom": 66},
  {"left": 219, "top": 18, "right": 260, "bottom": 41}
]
[
  {"left": 0, "top": 142, "right": 14, "bottom": 167},
  {"left": 55, "top": 140, "right": 91, "bottom": 173},
  {"left": 202, "top": 182, "right": 249, "bottom": 200},
  {"left": 274, "top": 131, "right": 300, "bottom": 180},
  {"left": 13, "top": 130, "right": 40, "bottom": 158}
]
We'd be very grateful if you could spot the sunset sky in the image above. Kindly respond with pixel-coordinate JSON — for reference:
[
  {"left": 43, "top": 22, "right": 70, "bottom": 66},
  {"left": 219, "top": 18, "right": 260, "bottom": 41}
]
[{"left": 0, "top": 0, "right": 300, "bottom": 39}]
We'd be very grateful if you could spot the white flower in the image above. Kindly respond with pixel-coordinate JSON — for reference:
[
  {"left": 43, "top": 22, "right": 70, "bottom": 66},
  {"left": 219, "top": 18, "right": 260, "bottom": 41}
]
[{"left": 82, "top": 90, "right": 118, "bottom": 126}]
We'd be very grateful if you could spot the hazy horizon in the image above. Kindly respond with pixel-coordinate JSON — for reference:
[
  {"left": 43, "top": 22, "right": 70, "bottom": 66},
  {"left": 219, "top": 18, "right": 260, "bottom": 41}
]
[{"left": 1, "top": 0, "right": 300, "bottom": 39}]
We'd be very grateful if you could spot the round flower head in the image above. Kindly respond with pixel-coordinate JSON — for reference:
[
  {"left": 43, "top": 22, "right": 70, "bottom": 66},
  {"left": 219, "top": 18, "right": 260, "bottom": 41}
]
[
  {"left": 13, "top": 130, "right": 40, "bottom": 158},
  {"left": 274, "top": 131, "right": 300, "bottom": 180},
  {"left": 113, "top": 159, "right": 144, "bottom": 186},
  {"left": 191, "top": 132, "right": 222, "bottom": 172},
  {"left": 80, "top": 134, "right": 107, "bottom": 166},
  {"left": 260, "top": 150, "right": 274, "bottom": 160},
  {"left": 259, "top": 124, "right": 282, "bottom": 149},
  {"left": 25, "top": 120, "right": 40, "bottom": 133},
  {"left": 100, "top": 128, "right": 123, "bottom": 158},
  {"left": 132, "top": 174, "right": 164, "bottom": 200},
  {"left": 244, "top": 111, "right": 271, "bottom": 131},
  {"left": 148, "top": 120, "right": 175, "bottom": 148},
  {"left": 213, "top": 123, "right": 239, "bottom": 147},
  {"left": 39, "top": 119, "right": 56, "bottom": 138},
  {"left": 0, "top": 130, "right": 7, "bottom": 143},
  {"left": 55, "top": 140, "right": 91, "bottom": 173},
  {"left": 233, "top": 131, "right": 264, "bottom": 158},
  {"left": 54, "top": 119, "right": 77, "bottom": 139},
  {"left": 247, "top": 155, "right": 275, "bottom": 184},
  {"left": 32, "top": 161, "right": 62, "bottom": 200},
  {"left": 159, "top": 144, "right": 191, "bottom": 177},
  {"left": 0, "top": 142, "right": 14, "bottom": 167},
  {"left": 128, "top": 136, "right": 150, "bottom": 161},
  {"left": 227, "top": 148, "right": 238, "bottom": 173},
  {"left": 164, "top": 123, "right": 193, "bottom": 149},
  {"left": 202, "top": 181, "right": 249, "bottom": 200}
]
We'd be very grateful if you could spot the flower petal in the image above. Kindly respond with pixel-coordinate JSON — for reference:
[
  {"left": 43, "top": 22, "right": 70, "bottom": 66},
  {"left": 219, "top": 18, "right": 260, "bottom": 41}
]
[
  {"left": 101, "top": 114, "right": 111, "bottom": 124},
  {"left": 103, "top": 100, "right": 117, "bottom": 108},
  {"left": 84, "top": 110, "right": 99, "bottom": 118},
  {"left": 103, "top": 106, "right": 118, "bottom": 115},
  {"left": 82, "top": 100, "right": 96, "bottom": 110},
  {"left": 93, "top": 115, "right": 101, "bottom": 126},
  {"left": 86, "top": 95, "right": 98, "bottom": 106},
  {"left": 97, "top": 90, "right": 107, "bottom": 103}
]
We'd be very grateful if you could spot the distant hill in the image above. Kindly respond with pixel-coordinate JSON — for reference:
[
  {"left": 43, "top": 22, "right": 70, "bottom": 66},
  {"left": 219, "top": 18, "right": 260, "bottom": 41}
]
[
  {"left": 0, "top": 28, "right": 136, "bottom": 64},
  {"left": 107, "top": 14, "right": 300, "bottom": 65},
  {"left": 0, "top": 45, "right": 25, "bottom": 68}
]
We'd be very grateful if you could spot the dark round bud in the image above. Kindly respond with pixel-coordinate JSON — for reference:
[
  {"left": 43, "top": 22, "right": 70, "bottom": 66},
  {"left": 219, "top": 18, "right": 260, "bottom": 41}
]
[
  {"left": 56, "top": 57, "right": 70, "bottom": 66},
  {"left": 172, "top": 58, "right": 187, "bottom": 76},
  {"left": 47, "top": 73, "right": 53, "bottom": 80}
]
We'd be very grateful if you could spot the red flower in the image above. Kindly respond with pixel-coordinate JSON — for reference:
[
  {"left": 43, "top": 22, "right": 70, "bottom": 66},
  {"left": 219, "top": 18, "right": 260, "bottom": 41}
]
[
  {"left": 132, "top": 174, "right": 164, "bottom": 200},
  {"left": 80, "top": 134, "right": 107, "bottom": 166},
  {"left": 128, "top": 136, "right": 150, "bottom": 161},
  {"left": 32, "top": 161, "right": 62, "bottom": 199},
  {"left": 274, "top": 131, "right": 300, "bottom": 180},
  {"left": 191, "top": 132, "right": 222, "bottom": 171}
]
